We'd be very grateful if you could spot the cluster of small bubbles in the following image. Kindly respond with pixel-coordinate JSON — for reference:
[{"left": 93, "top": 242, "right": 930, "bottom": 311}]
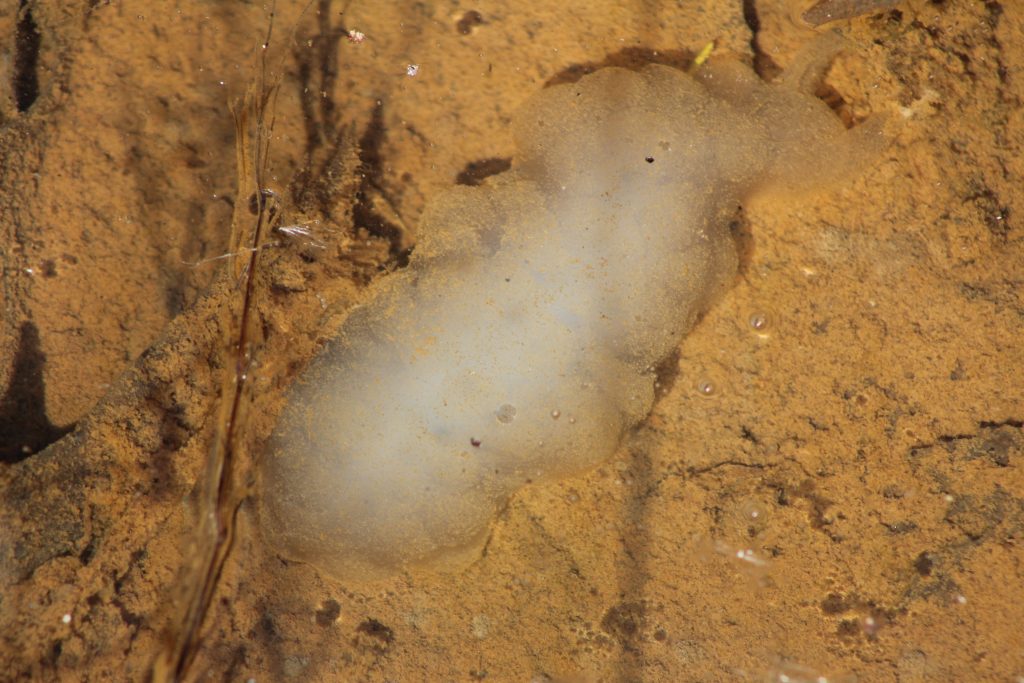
[
  {"left": 733, "top": 548, "right": 767, "bottom": 568},
  {"left": 749, "top": 312, "right": 770, "bottom": 331},
  {"left": 766, "top": 660, "right": 840, "bottom": 683},
  {"left": 495, "top": 403, "right": 517, "bottom": 424},
  {"left": 708, "top": 539, "right": 771, "bottom": 576},
  {"left": 697, "top": 379, "right": 716, "bottom": 396}
]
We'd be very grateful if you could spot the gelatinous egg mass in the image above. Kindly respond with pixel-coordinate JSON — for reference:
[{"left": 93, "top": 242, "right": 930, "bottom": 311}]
[{"left": 258, "top": 35, "right": 885, "bottom": 581}]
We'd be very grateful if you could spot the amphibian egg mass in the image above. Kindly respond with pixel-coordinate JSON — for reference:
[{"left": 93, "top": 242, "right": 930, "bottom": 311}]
[{"left": 259, "top": 36, "right": 885, "bottom": 580}]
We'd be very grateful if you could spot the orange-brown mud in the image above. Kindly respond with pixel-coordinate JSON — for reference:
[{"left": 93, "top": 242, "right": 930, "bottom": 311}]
[{"left": 1, "top": 1, "right": 1022, "bottom": 681}]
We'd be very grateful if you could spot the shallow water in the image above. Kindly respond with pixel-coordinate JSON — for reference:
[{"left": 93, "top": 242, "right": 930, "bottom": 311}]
[{"left": 0, "top": 1, "right": 1022, "bottom": 681}]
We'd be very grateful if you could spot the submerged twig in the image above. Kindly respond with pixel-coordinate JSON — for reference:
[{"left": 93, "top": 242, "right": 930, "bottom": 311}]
[{"left": 150, "top": 3, "right": 293, "bottom": 680}]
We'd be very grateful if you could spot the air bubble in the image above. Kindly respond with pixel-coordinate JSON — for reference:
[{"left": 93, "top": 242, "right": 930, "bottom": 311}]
[
  {"left": 741, "top": 500, "right": 765, "bottom": 520},
  {"left": 550, "top": 409, "right": 561, "bottom": 419},
  {"left": 749, "top": 312, "right": 769, "bottom": 331},
  {"left": 496, "top": 404, "right": 517, "bottom": 424},
  {"left": 697, "top": 380, "right": 715, "bottom": 396},
  {"left": 739, "top": 499, "right": 769, "bottom": 536}
]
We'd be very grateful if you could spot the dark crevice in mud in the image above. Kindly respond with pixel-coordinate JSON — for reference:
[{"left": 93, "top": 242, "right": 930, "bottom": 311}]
[
  {"left": 353, "top": 102, "right": 412, "bottom": 268},
  {"left": 456, "top": 157, "right": 511, "bottom": 186},
  {"left": 290, "top": 4, "right": 409, "bottom": 270},
  {"left": 741, "top": 0, "right": 778, "bottom": 79},
  {"left": 909, "top": 419, "right": 1024, "bottom": 454},
  {"left": 291, "top": 49, "right": 353, "bottom": 226},
  {"left": 14, "top": 0, "right": 42, "bottom": 112},
  {"left": 293, "top": 0, "right": 347, "bottom": 168},
  {"left": 802, "top": 0, "right": 903, "bottom": 27},
  {"left": 310, "top": 0, "right": 344, "bottom": 140},
  {"left": 544, "top": 46, "right": 695, "bottom": 88},
  {"left": 0, "top": 322, "right": 74, "bottom": 463},
  {"left": 652, "top": 347, "right": 681, "bottom": 400},
  {"left": 979, "top": 418, "right": 1023, "bottom": 429}
]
